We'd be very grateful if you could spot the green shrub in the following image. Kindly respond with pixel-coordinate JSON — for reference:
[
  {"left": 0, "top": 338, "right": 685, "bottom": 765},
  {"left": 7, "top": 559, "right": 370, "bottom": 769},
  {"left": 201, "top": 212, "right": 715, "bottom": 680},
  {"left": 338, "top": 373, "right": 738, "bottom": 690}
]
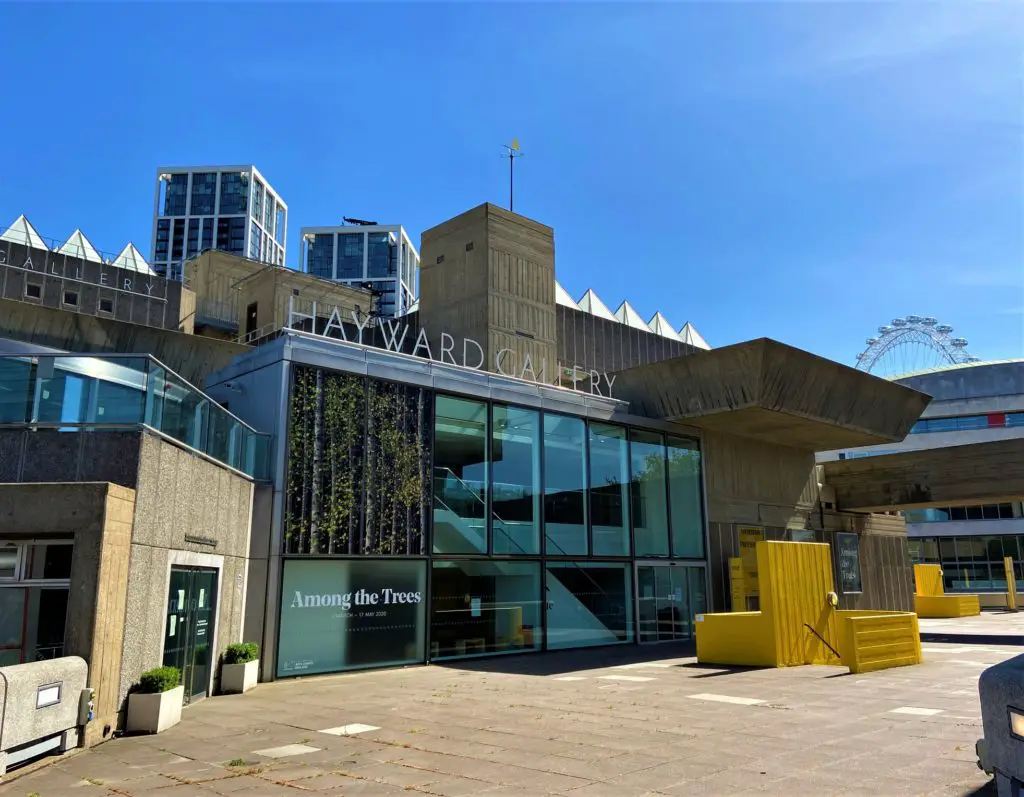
[
  {"left": 223, "top": 642, "right": 259, "bottom": 665},
  {"left": 137, "top": 666, "right": 180, "bottom": 694}
]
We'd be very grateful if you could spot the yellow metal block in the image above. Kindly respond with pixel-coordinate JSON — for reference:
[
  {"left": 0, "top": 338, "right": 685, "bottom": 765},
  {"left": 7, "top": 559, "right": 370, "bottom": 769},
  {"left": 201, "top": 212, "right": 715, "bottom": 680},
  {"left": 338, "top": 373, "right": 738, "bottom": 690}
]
[
  {"left": 915, "top": 594, "right": 981, "bottom": 618},
  {"left": 837, "top": 610, "right": 921, "bottom": 674},
  {"left": 914, "top": 564, "right": 945, "bottom": 597},
  {"left": 695, "top": 611, "right": 777, "bottom": 667}
]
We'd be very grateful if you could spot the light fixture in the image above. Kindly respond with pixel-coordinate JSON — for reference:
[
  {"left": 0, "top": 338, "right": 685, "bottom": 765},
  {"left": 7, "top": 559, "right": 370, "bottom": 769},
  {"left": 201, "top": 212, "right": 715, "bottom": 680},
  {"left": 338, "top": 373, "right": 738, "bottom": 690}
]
[{"left": 1009, "top": 707, "right": 1024, "bottom": 739}]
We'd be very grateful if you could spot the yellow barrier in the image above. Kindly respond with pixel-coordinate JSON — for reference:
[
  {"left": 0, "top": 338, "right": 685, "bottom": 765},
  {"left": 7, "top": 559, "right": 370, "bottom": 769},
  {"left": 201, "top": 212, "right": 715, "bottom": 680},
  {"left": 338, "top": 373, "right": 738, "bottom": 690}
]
[
  {"left": 695, "top": 540, "right": 922, "bottom": 674},
  {"left": 914, "top": 564, "right": 944, "bottom": 597},
  {"left": 915, "top": 593, "right": 981, "bottom": 618},
  {"left": 837, "top": 611, "right": 922, "bottom": 674}
]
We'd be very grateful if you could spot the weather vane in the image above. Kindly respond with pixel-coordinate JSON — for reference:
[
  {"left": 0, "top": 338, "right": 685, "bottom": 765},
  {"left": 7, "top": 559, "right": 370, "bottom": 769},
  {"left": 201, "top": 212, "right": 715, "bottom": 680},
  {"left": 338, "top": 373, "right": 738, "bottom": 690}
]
[{"left": 501, "top": 139, "right": 524, "bottom": 212}]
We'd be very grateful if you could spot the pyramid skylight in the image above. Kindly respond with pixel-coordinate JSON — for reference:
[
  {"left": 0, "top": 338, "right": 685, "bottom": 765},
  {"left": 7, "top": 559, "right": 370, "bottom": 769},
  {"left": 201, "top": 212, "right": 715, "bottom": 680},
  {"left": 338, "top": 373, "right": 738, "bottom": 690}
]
[
  {"left": 57, "top": 229, "right": 103, "bottom": 263},
  {"left": 648, "top": 312, "right": 682, "bottom": 341},
  {"left": 555, "top": 281, "right": 580, "bottom": 310},
  {"left": 112, "top": 243, "right": 157, "bottom": 276},
  {"left": 614, "top": 301, "right": 651, "bottom": 331},
  {"left": 0, "top": 214, "right": 47, "bottom": 250},
  {"left": 679, "top": 322, "right": 711, "bottom": 350},
  {"left": 577, "top": 289, "right": 616, "bottom": 321}
]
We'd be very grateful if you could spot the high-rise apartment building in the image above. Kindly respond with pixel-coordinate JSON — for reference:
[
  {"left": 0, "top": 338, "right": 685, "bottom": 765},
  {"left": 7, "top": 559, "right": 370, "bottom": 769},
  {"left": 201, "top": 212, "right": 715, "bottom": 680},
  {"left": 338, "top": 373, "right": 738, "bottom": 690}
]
[
  {"left": 152, "top": 165, "right": 287, "bottom": 280},
  {"left": 299, "top": 223, "right": 418, "bottom": 318}
]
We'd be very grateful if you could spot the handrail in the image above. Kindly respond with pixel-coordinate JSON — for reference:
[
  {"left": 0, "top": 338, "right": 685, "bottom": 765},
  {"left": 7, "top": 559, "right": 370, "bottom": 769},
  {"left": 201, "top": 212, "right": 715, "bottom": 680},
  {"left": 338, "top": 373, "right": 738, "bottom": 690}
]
[{"left": 804, "top": 623, "right": 841, "bottom": 660}]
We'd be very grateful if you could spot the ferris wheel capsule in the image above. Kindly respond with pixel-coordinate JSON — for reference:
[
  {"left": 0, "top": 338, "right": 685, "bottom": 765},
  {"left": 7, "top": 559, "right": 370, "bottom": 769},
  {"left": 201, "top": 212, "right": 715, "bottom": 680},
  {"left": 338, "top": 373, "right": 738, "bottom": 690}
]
[
  {"left": 878, "top": 325, "right": 892, "bottom": 334},
  {"left": 951, "top": 337, "right": 968, "bottom": 348},
  {"left": 921, "top": 317, "right": 938, "bottom": 326},
  {"left": 936, "top": 324, "right": 954, "bottom": 334},
  {"left": 866, "top": 337, "right": 878, "bottom": 345},
  {"left": 891, "top": 318, "right": 908, "bottom": 327},
  {"left": 906, "top": 315, "right": 923, "bottom": 324}
]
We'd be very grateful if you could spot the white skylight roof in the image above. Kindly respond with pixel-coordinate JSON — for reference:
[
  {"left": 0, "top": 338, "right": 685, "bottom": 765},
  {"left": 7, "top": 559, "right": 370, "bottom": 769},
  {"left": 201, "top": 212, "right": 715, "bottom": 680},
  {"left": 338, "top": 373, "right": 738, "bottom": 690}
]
[
  {"left": 648, "top": 312, "right": 682, "bottom": 341},
  {"left": 0, "top": 214, "right": 47, "bottom": 250},
  {"left": 112, "top": 243, "right": 157, "bottom": 276},
  {"left": 679, "top": 322, "right": 711, "bottom": 350},
  {"left": 577, "top": 289, "right": 616, "bottom": 320},
  {"left": 555, "top": 281, "right": 580, "bottom": 310},
  {"left": 57, "top": 229, "right": 103, "bottom": 263},
  {"left": 614, "top": 301, "right": 652, "bottom": 331}
]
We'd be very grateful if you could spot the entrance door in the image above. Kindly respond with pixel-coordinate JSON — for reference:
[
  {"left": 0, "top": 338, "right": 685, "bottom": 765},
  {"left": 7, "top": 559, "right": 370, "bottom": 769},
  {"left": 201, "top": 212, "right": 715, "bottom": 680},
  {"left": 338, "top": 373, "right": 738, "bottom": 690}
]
[
  {"left": 163, "top": 567, "right": 218, "bottom": 704},
  {"left": 636, "top": 564, "right": 706, "bottom": 643}
]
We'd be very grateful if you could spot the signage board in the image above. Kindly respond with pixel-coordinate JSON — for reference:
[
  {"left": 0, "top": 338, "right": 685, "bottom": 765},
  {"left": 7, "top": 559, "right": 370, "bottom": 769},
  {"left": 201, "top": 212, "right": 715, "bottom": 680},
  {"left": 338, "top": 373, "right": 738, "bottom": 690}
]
[
  {"left": 729, "top": 557, "right": 745, "bottom": 612},
  {"left": 737, "top": 526, "right": 764, "bottom": 597},
  {"left": 1006, "top": 556, "right": 1018, "bottom": 611},
  {"left": 836, "top": 532, "right": 863, "bottom": 594},
  {"left": 277, "top": 559, "right": 427, "bottom": 677}
]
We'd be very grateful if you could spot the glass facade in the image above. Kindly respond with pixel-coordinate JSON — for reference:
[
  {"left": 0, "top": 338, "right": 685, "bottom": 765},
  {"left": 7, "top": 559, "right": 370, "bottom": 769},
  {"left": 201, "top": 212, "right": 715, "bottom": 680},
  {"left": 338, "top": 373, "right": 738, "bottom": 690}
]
[
  {"left": 367, "top": 232, "right": 394, "bottom": 278},
  {"left": 910, "top": 535, "right": 1024, "bottom": 591},
  {"left": 904, "top": 503, "right": 1018, "bottom": 523},
  {"left": 337, "top": 233, "right": 364, "bottom": 280},
  {"left": 190, "top": 173, "right": 216, "bottom": 215},
  {"left": 278, "top": 362, "right": 708, "bottom": 676},
  {"left": 163, "top": 174, "right": 188, "bottom": 216},
  {"left": 307, "top": 234, "right": 334, "bottom": 279},
  {"left": 219, "top": 172, "right": 248, "bottom": 214}
]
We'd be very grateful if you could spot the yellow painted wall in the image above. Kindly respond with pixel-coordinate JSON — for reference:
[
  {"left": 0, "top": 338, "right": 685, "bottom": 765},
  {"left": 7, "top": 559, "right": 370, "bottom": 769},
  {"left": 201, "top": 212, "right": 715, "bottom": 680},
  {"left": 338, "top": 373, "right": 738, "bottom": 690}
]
[
  {"left": 759, "top": 541, "right": 841, "bottom": 666},
  {"left": 914, "top": 564, "right": 944, "bottom": 597}
]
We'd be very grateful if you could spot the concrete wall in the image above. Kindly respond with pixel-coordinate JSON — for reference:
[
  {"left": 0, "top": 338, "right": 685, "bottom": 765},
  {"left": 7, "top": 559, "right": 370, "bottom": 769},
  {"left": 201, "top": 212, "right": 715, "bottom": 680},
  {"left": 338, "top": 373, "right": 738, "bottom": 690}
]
[
  {"left": 0, "top": 298, "right": 246, "bottom": 385},
  {"left": 0, "top": 240, "right": 189, "bottom": 332},
  {"left": 119, "top": 433, "right": 254, "bottom": 706},
  {"left": 0, "top": 482, "right": 133, "bottom": 745},
  {"left": 419, "top": 204, "right": 556, "bottom": 376}
]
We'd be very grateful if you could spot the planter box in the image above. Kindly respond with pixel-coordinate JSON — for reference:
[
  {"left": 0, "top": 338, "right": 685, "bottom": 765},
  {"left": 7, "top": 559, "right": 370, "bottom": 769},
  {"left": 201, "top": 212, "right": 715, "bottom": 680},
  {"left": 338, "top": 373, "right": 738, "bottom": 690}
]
[
  {"left": 126, "top": 685, "right": 184, "bottom": 734},
  {"left": 221, "top": 659, "right": 259, "bottom": 695}
]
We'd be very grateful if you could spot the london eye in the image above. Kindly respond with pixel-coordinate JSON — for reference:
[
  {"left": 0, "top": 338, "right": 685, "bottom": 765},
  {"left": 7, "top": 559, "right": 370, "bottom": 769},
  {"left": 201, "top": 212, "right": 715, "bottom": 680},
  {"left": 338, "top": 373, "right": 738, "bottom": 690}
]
[{"left": 855, "top": 316, "right": 980, "bottom": 377}]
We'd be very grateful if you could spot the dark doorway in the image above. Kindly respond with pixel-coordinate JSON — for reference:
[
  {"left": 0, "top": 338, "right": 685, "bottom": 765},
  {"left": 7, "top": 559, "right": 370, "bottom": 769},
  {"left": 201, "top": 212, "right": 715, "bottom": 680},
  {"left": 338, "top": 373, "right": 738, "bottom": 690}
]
[
  {"left": 245, "top": 302, "right": 258, "bottom": 338},
  {"left": 163, "top": 567, "right": 218, "bottom": 704}
]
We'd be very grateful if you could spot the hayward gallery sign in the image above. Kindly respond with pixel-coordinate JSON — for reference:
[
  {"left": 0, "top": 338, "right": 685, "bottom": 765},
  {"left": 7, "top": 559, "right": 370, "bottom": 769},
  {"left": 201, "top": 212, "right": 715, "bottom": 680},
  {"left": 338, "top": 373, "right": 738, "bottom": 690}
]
[{"left": 287, "top": 298, "right": 617, "bottom": 398}]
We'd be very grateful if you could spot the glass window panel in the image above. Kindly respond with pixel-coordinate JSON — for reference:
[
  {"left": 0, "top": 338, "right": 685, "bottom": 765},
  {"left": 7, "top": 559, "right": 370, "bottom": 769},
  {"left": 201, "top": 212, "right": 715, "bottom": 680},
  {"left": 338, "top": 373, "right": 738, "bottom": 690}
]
[
  {"left": 630, "top": 430, "right": 669, "bottom": 557},
  {"left": 1003, "top": 536, "right": 1022, "bottom": 561},
  {"left": 999, "top": 504, "right": 1016, "bottom": 519},
  {"left": 219, "top": 172, "right": 248, "bottom": 215},
  {"left": 588, "top": 423, "right": 630, "bottom": 556},
  {"left": 982, "top": 505, "right": 1000, "bottom": 520},
  {"left": 543, "top": 414, "right": 588, "bottom": 556},
  {"left": 956, "top": 537, "right": 986, "bottom": 562},
  {"left": 367, "top": 232, "right": 394, "bottom": 278},
  {"left": 965, "top": 505, "right": 984, "bottom": 521},
  {"left": 163, "top": 174, "right": 188, "bottom": 216},
  {"left": 23, "top": 544, "right": 72, "bottom": 581},
  {"left": 0, "top": 544, "right": 19, "bottom": 579},
  {"left": 0, "top": 358, "right": 33, "bottom": 423},
  {"left": 308, "top": 234, "right": 334, "bottom": 279},
  {"left": 431, "top": 560, "right": 541, "bottom": 659},
  {"left": 0, "top": 588, "right": 25, "bottom": 656},
  {"left": 666, "top": 436, "right": 704, "bottom": 558},
  {"left": 27, "top": 587, "right": 68, "bottom": 661},
  {"left": 337, "top": 233, "right": 364, "bottom": 279},
  {"left": 277, "top": 559, "right": 426, "bottom": 677},
  {"left": 907, "top": 539, "right": 924, "bottom": 563},
  {"left": 545, "top": 562, "right": 633, "bottom": 649},
  {"left": 949, "top": 506, "right": 967, "bottom": 521},
  {"left": 190, "top": 172, "right": 216, "bottom": 215},
  {"left": 921, "top": 538, "right": 940, "bottom": 562},
  {"left": 433, "top": 396, "right": 488, "bottom": 554},
  {"left": 986, "top": 537, "right": 1005, "bottom": 561},
  {"left": 491, "top": 406, "right": 540, "bottom": 555}
]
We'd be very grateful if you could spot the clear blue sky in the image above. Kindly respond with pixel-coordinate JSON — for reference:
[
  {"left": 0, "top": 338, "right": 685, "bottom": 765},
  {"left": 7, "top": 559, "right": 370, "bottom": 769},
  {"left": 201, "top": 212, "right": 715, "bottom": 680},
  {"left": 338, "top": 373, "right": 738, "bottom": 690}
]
[{"left": 2, "top": 2, "right": 1021, "bottom": 366}]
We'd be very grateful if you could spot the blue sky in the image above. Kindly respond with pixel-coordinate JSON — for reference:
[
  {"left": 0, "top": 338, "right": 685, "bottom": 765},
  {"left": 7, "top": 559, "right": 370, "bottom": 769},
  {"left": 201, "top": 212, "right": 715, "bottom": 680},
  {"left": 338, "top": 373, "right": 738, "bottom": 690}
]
[{"left": 2, "top": 2, "right": 1021, "bottom": 367}]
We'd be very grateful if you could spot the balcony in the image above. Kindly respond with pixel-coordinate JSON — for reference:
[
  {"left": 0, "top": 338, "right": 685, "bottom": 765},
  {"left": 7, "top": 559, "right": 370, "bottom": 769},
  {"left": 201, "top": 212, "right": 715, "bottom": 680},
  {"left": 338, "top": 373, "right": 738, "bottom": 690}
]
[{"left": 0, "top": 353, "right": 269, "bottom": 480}]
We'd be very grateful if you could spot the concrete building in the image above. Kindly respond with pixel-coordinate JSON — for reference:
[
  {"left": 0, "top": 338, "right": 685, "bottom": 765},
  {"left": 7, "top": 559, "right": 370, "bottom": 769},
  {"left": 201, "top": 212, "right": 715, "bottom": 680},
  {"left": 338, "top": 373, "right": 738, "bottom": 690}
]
[
  {"left": 152, "top": 166, "right": 287, "bottom": 280},
  {"left": 819, "top": 359, "right": 1024, "bottom": 593},
  {"left": 300, "top": 222, "right": 418, "bottom": 318},
  {"left": 203, "top": 202, "right": 928, "bottom": 683},
  {"left": 0, "top": 351, "right": 267, "bottom": 741}
]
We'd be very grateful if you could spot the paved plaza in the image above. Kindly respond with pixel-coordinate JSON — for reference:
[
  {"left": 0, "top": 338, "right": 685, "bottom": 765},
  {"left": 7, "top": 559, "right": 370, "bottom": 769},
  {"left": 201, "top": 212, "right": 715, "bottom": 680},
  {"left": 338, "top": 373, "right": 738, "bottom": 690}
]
[{"left": 1, "top": 639, "right": 1014, "bottom": 797}]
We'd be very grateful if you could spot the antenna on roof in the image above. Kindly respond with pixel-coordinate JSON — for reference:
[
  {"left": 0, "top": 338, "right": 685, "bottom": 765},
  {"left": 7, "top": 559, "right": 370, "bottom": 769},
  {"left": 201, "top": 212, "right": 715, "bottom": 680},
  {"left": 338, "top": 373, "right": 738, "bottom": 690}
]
[
  {"left": 343, "top": 217, "right": 378, "bottom": 226},
  {"left": 501, "top": 139, "right": 524, "bottom": 212}
]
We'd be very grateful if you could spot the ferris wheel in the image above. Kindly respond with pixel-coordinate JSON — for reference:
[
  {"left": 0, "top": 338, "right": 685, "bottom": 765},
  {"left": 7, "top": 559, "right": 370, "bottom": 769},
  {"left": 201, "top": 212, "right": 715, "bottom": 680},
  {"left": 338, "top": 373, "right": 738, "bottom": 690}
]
[{"left": 855, "top": 316, "right": 981, "bottom": 377}]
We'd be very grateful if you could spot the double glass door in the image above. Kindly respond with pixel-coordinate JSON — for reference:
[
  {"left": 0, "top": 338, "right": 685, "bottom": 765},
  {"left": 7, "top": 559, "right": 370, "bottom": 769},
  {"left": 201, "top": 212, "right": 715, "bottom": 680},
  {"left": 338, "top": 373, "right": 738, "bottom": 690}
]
[
  {"left": 163, "top": 567, "right": 218, "bottom": 704},
  {"left": 636, "top": 564, "right": 706, "bottom": 642}
]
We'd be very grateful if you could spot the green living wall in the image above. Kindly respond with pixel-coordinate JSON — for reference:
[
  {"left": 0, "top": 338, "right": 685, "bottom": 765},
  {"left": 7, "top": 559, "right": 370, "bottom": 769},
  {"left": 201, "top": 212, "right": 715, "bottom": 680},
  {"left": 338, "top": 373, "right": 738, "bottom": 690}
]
[{"left": 285, "top": 366, "right": 432, "bottom": 555}]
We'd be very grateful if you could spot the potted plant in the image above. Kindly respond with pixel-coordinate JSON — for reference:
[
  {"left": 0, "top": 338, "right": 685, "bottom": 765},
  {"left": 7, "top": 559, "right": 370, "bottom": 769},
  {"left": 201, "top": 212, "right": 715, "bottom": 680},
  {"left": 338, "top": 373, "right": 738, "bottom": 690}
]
[
  {"left": 221, "top": 642, "right": 259, "bottom": 694},
  {"left": 126, "top": 666, "right": 183, "bottom": 734}
]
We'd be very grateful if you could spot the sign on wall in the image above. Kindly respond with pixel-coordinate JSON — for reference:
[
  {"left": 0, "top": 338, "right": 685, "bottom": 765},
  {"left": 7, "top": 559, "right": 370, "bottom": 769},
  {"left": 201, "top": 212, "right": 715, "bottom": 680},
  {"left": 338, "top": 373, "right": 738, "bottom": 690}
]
[
  {"left": 277, "top": 559, "right": 427, "bottom": 677},
  {"left": 836, "top": 532, "right": 863, "bottom": 594},
  {"left": 737, "top": 526, "right": 764, "bottom": 598}
]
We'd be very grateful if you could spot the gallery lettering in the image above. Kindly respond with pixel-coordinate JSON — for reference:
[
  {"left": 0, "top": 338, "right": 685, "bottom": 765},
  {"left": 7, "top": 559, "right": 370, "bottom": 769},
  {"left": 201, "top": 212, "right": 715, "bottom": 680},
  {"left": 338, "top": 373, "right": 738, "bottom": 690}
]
[
  {"left": 288, "top": 297, "right": 617, "bottom": 398},
  {"left": 0, "top": 243, "right": 165, "bottom": 300},
  {"left": 289, "top": 588, "right": 423, "bottom": 611}
]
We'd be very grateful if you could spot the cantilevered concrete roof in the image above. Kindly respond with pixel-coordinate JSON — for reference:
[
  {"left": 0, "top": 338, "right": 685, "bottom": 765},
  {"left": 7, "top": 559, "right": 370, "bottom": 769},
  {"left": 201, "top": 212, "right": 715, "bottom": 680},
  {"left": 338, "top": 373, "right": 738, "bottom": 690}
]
[
  {"left": 822, "top": 438, "right": 1024, "bottom": 511},
  {"left": 611, "top": 338, "right": 930, "bottom": 450}
]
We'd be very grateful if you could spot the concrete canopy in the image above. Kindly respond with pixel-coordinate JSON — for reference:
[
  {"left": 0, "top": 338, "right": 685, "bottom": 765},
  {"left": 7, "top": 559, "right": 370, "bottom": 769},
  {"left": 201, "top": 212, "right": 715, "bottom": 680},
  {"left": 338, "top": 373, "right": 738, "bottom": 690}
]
[
  {"left": 611, "top": 338, "right": 930, "bottom": 450},
  {"left": 822, "top": 438, "right": 1024, "bottom": 511}
]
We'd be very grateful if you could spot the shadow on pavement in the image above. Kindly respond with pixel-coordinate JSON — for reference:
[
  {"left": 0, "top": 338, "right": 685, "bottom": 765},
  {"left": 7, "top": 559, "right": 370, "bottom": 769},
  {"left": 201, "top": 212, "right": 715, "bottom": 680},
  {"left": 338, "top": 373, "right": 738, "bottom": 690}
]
[
  {"left": 673, "top": 662, "right": 768, "bottom": 678},
  {"left": 436, "top": 641, "right": 695, "bottom": 676},
  {"left": 959, "top": 779, "right": 995, "bottom": 796}
]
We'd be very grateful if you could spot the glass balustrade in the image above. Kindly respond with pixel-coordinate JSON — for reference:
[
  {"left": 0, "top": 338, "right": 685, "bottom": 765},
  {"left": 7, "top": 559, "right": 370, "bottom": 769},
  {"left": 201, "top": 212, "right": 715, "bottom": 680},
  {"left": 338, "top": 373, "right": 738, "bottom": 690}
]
[{"left": 0, "top": 354, "right": 270, "bottom": 480}]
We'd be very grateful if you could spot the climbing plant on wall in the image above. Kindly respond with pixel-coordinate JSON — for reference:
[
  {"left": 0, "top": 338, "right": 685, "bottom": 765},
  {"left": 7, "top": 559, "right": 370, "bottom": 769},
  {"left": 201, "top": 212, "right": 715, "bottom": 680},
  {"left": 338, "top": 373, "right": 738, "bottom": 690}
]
[{"left": 285, "top": 365, "right": 431, "bottom": 555}]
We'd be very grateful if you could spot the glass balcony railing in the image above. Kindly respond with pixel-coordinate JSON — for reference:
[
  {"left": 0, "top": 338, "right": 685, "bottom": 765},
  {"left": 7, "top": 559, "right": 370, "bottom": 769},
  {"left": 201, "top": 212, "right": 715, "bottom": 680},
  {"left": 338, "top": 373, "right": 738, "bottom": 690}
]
[{"left": 0, "top": 353, "right": 270, "bottom": 480}]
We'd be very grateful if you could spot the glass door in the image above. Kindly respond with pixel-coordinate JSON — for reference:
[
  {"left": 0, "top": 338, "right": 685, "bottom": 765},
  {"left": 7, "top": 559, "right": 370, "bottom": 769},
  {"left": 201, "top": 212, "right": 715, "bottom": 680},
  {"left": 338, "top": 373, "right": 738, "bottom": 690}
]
[
  {"left": 636, "top": 564, "right": 706, "bottom": 643},
  {"left": 163, "top": 567, "right": 218, "bottom": 704}
]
